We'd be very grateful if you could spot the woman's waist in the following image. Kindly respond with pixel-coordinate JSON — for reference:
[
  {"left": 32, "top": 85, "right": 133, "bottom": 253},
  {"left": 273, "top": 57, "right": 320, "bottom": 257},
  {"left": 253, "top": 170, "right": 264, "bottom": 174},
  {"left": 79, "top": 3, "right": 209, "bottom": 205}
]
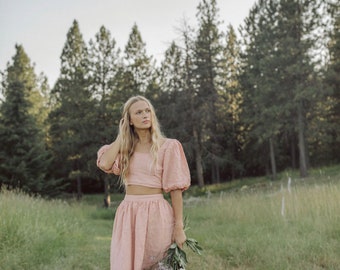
[{"left": 125, "top": 184, "right": 163, "bottom": 195}]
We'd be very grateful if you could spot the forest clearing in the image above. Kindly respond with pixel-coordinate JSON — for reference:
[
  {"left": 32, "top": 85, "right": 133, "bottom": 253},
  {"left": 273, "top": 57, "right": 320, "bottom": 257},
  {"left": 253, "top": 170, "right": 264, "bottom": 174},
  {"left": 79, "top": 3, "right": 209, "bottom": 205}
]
[{"left": 1, "top": 165, "right": 339, "bottom": 269}]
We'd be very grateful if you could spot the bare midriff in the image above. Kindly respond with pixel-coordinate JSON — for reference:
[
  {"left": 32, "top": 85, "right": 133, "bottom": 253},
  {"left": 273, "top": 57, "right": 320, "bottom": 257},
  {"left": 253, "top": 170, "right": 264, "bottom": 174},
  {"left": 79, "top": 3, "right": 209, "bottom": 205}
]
[{"left": 126, "top": 185, "right": 163, "bottom": 195}]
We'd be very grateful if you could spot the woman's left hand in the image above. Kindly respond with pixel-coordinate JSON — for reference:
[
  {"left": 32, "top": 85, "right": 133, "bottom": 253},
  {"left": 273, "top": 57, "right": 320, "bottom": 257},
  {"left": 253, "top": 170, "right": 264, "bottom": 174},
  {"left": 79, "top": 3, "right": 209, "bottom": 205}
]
[{"left": 172, "top": 226, "right": 187, "bottom": 249}]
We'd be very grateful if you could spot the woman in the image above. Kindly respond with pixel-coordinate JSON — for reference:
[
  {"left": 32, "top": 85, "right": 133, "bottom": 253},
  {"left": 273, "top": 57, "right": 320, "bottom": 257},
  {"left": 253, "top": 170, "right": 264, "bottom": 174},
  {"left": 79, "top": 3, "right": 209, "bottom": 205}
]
[{"left": 97, "top": 95, "right": 191, "bottom": 270}]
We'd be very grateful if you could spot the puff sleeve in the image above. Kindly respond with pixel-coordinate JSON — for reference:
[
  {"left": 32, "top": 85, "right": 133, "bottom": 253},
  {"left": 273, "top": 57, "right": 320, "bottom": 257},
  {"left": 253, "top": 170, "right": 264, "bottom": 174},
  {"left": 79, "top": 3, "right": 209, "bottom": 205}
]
[
  {"left": 162, "top": 139, "right": 191, "bottom": 193},
  {"left": 96, "top": 145, "right": 121, "bottom": 175}
]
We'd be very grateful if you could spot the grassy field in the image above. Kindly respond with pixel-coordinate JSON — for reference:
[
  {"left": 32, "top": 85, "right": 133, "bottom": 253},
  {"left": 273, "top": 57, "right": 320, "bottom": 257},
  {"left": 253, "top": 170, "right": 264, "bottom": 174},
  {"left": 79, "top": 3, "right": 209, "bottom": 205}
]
[{"left": 0, "top": 165, "right": 339, "bottom": 270}]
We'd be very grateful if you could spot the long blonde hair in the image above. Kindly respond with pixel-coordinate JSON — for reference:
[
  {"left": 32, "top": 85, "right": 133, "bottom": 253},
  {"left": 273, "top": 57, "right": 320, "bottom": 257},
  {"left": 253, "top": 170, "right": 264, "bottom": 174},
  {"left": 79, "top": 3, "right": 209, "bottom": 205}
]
[{"left": 118, "top": 96, "right": 165, "bottom": 184}]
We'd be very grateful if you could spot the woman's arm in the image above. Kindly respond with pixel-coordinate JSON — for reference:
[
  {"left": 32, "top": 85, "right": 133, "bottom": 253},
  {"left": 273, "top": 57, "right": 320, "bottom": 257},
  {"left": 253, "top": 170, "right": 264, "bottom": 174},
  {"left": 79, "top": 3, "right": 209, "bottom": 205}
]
[
  {"left": 170, "top": 189, "right": 186, "bottom": 249},
  {"left": 98, "top": 135, "right": 121, "bottom": 171}
]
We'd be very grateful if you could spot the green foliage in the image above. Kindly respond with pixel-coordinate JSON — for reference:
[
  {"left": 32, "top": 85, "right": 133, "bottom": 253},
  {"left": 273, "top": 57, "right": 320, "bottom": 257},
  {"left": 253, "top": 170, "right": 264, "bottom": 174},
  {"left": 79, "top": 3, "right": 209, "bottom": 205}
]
[
  {"left": 48, "top": 20, "right": 96, "bottom": 196},
  {"left": 87, "top": 26, "right": 122, "bottom": 195},
  {"left": 124, "top": 23, "right": 154, "bottom": 94},
  {"left": 194, "top": 0, "right": 226, "bottom": 184},
  {"left": 0, "top": 45, "right": 56, "bottom": 195},
  {"left": 161, "top": 218, "right": 203, "bottom": 270},
  {"left": 323, "top": 6, "right": 340, "bottom": 162},
  {"left": 158, "top": 42, "right": 190, "bottom": 140},
  {"left": 1, "top": 0, "right": 339, "bottom": 196},
  {"left": 239, "top": 0, "right": 329, "bottom": 178}
]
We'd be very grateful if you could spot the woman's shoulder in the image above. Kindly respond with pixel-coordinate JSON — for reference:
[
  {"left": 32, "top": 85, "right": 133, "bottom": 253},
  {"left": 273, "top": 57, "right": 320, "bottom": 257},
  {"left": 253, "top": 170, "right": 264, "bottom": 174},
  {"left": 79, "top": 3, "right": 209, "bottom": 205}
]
[{"left": 159, "top": 138, "right": 182, "bottom": 151}]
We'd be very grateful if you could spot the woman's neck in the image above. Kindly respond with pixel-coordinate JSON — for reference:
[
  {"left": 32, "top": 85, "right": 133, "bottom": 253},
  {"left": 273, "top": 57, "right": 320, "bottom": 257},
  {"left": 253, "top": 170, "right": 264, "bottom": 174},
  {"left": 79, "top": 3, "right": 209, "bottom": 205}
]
[{"left": 136, "top": 130, "right": 151, "bottom": 144}]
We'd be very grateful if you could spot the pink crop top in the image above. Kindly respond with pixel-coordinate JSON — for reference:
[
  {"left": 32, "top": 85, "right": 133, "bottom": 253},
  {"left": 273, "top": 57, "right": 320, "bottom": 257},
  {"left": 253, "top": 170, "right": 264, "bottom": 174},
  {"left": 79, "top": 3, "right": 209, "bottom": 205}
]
[{"left": 97, "top": 139, "right": 190, "bottom": 193}]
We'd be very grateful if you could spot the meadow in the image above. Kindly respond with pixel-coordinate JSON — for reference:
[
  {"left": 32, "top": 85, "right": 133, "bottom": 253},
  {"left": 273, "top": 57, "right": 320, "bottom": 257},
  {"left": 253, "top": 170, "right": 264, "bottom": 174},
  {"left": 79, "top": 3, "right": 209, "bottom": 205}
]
[{"left": 1, "top": 166, "right": 339, "bottom": 270}]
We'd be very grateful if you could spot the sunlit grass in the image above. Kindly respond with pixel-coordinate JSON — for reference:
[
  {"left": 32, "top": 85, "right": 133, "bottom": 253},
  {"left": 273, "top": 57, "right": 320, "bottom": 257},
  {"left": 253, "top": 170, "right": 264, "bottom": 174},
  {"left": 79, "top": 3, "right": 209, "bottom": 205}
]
[
  {"left": 0, "top": 188, "right": 112, "bottom": 270},
  {"left": 184, "top": 177, "right": 340, "bottom": 269},
  {"left": 0, "top": 165, "right": 339, "bottom": 269}
]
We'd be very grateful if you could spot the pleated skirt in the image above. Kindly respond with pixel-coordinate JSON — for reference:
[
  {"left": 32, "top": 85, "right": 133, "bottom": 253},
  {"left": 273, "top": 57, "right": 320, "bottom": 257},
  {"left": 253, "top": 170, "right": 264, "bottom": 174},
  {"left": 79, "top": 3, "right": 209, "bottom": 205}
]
[{"left": 110, "top": 194, "right": 174, "bottom": 270}]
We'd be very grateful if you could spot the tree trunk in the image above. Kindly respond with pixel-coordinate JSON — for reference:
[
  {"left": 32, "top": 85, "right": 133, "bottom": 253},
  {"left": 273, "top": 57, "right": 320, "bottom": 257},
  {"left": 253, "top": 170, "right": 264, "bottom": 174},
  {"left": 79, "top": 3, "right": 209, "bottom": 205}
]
[
  {"left": 76, "top": 174, "right": 82, "bottom": 200},
  {"left": 211, "top": 158, "right": 220, "bottom": 183},
  {"left": 76, "top": 159, "right": 82, "bottom": 200},
  {"left": 297, "top": 102, "right": 308, "bottom": 177},
  {"left": 290, "top": 135, "right": 297, "bottom": 169},
  {"left": 269, "top": 137, "right": 277, "bottom": 180},
  {"left": 103, "top": 176, "right": 111, "bottom": 208},
  {"left": 216, "top": 162, "right": 220, "bottom": 183},
  {"left": 231, "top": 165, "right": 235, "bottom": 180},
  {"left": 193, "top": 128, "right": 204, "bottom": 187},
  {"left": 211, "top": 163, "right": 216, "bottom": 183}
]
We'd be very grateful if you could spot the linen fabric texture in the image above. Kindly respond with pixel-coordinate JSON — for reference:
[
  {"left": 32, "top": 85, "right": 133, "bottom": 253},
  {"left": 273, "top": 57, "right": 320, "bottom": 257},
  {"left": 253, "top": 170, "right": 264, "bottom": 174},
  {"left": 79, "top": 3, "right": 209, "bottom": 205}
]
[
  {"left": 96, "top": 138, "right": 191, "bottom": 270},
  {"left": 97, "top": 138, "right": 190, "bottom": 193}
]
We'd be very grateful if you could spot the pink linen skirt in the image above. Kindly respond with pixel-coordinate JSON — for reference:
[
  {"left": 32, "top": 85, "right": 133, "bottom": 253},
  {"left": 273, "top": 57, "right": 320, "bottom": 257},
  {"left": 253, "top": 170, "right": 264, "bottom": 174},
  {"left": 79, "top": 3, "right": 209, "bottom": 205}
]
[{"left": 110, "top": 194, "right": 174, "bottom": 270}]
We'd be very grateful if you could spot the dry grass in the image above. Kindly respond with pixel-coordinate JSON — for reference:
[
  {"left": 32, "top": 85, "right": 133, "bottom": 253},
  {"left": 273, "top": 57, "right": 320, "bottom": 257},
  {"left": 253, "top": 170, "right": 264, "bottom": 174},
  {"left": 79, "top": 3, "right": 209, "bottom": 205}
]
[
  {"left": 0, "top": 165, "right": 339, "bottom": 269},
  {"left": 184, "top": 178, "right": 340, "bottom": 269}
]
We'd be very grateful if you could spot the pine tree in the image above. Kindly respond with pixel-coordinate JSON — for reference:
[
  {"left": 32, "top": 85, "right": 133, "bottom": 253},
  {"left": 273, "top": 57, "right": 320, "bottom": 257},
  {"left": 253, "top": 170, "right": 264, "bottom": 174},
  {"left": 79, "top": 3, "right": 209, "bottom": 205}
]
[
  {"left": 179, "top": 19, "right": 205, "bottom": 187},
  {"left": 324, "top": 3, "right": 340, "bottom": 162},
  {"left": 158, "top": 42, "right": 187, "bottom": 137},
  {"left": 240, "top": 0, "right": 282, "bottom": 179},
  {"left": 29, "top": 73, "right": 51, "bottom": 135},
  {"left": 220, "top": 24, "right": 243, "bottom": 180},
  {"left": 0, "top": 45, "right": 51, "bottom": 194},
  {"left": 48, "top": 20, "right": 94, "bottom": 199},
  {"left": 240, "top": 0, "right": 325, "bottom": 178},
  {"left": 88, "top": 25, "right": 122, "bottom": 205},
  {"left": 89, "top": 26, "right": 121, "bottom": 102},
  {"left": 194, "top": 0, "right": 224, "bottom": 183},
  {"left": 123, "top": 23, "right": 154, "bottom": 95},
  {"left": 276, "top": 0, "right": 324, "bottom": 177}
]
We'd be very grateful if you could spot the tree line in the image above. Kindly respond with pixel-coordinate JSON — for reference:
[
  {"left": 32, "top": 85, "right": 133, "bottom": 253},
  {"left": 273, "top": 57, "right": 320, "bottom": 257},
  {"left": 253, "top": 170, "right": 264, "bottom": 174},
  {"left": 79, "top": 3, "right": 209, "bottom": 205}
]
[{"left": 0, "top": 0, "right": 339, "bottom": 198}]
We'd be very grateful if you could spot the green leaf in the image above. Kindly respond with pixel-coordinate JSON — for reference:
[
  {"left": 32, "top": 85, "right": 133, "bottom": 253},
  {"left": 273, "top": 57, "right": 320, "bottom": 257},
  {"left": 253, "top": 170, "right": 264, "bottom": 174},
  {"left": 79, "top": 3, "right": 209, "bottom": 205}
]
[{"left": 160, "top": 216, "right": 203, "bottom": 269}]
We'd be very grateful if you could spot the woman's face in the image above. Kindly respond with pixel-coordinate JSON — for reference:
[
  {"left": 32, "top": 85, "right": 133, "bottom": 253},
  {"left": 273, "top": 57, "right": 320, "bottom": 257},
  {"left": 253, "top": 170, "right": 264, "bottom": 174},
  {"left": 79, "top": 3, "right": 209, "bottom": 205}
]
[{"left": 129, "top": 100, "right": 152, "bottom": 130}]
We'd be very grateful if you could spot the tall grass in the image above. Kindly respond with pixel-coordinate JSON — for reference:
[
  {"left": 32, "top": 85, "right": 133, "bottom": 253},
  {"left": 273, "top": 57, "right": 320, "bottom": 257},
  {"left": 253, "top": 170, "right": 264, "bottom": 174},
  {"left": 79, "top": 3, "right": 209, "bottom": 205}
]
[
  {"left": 0, "top": 166, "right": 339, "bottom": 269},
  {"left": 184, "top": 180, "right": 340, "bottom": 269},
  {"left": 0, "top": 188, "right": 113, "bottom": 270}
]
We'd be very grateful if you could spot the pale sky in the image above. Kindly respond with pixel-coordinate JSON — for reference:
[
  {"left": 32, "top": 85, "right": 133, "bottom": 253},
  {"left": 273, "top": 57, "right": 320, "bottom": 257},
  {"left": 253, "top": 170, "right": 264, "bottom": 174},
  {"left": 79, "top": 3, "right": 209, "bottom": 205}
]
[{"left": 0, "top": 0, "right": 256, "bottom": 87}]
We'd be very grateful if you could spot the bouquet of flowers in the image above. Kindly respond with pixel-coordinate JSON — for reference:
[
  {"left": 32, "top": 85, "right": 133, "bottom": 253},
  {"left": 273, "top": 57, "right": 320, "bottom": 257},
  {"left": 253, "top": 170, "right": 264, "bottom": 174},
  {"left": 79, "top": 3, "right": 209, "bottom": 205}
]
[{"left": 159, "top": 217, "right": 203, "bottom": 270}]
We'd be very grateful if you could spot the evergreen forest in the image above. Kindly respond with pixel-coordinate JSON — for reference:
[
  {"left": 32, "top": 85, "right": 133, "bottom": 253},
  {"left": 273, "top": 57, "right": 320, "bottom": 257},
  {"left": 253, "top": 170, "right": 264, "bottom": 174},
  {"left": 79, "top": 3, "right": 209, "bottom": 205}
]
[{"left": 0, "top": 0, "right": 339, "bottom": 198}]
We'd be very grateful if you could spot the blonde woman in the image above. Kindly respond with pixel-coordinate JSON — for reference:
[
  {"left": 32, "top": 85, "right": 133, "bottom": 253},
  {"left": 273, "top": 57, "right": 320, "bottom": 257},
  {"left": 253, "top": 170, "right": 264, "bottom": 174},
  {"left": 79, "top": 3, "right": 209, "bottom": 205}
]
[{"left": 97, "top": 96, "right": 191, "bottom": 270}]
